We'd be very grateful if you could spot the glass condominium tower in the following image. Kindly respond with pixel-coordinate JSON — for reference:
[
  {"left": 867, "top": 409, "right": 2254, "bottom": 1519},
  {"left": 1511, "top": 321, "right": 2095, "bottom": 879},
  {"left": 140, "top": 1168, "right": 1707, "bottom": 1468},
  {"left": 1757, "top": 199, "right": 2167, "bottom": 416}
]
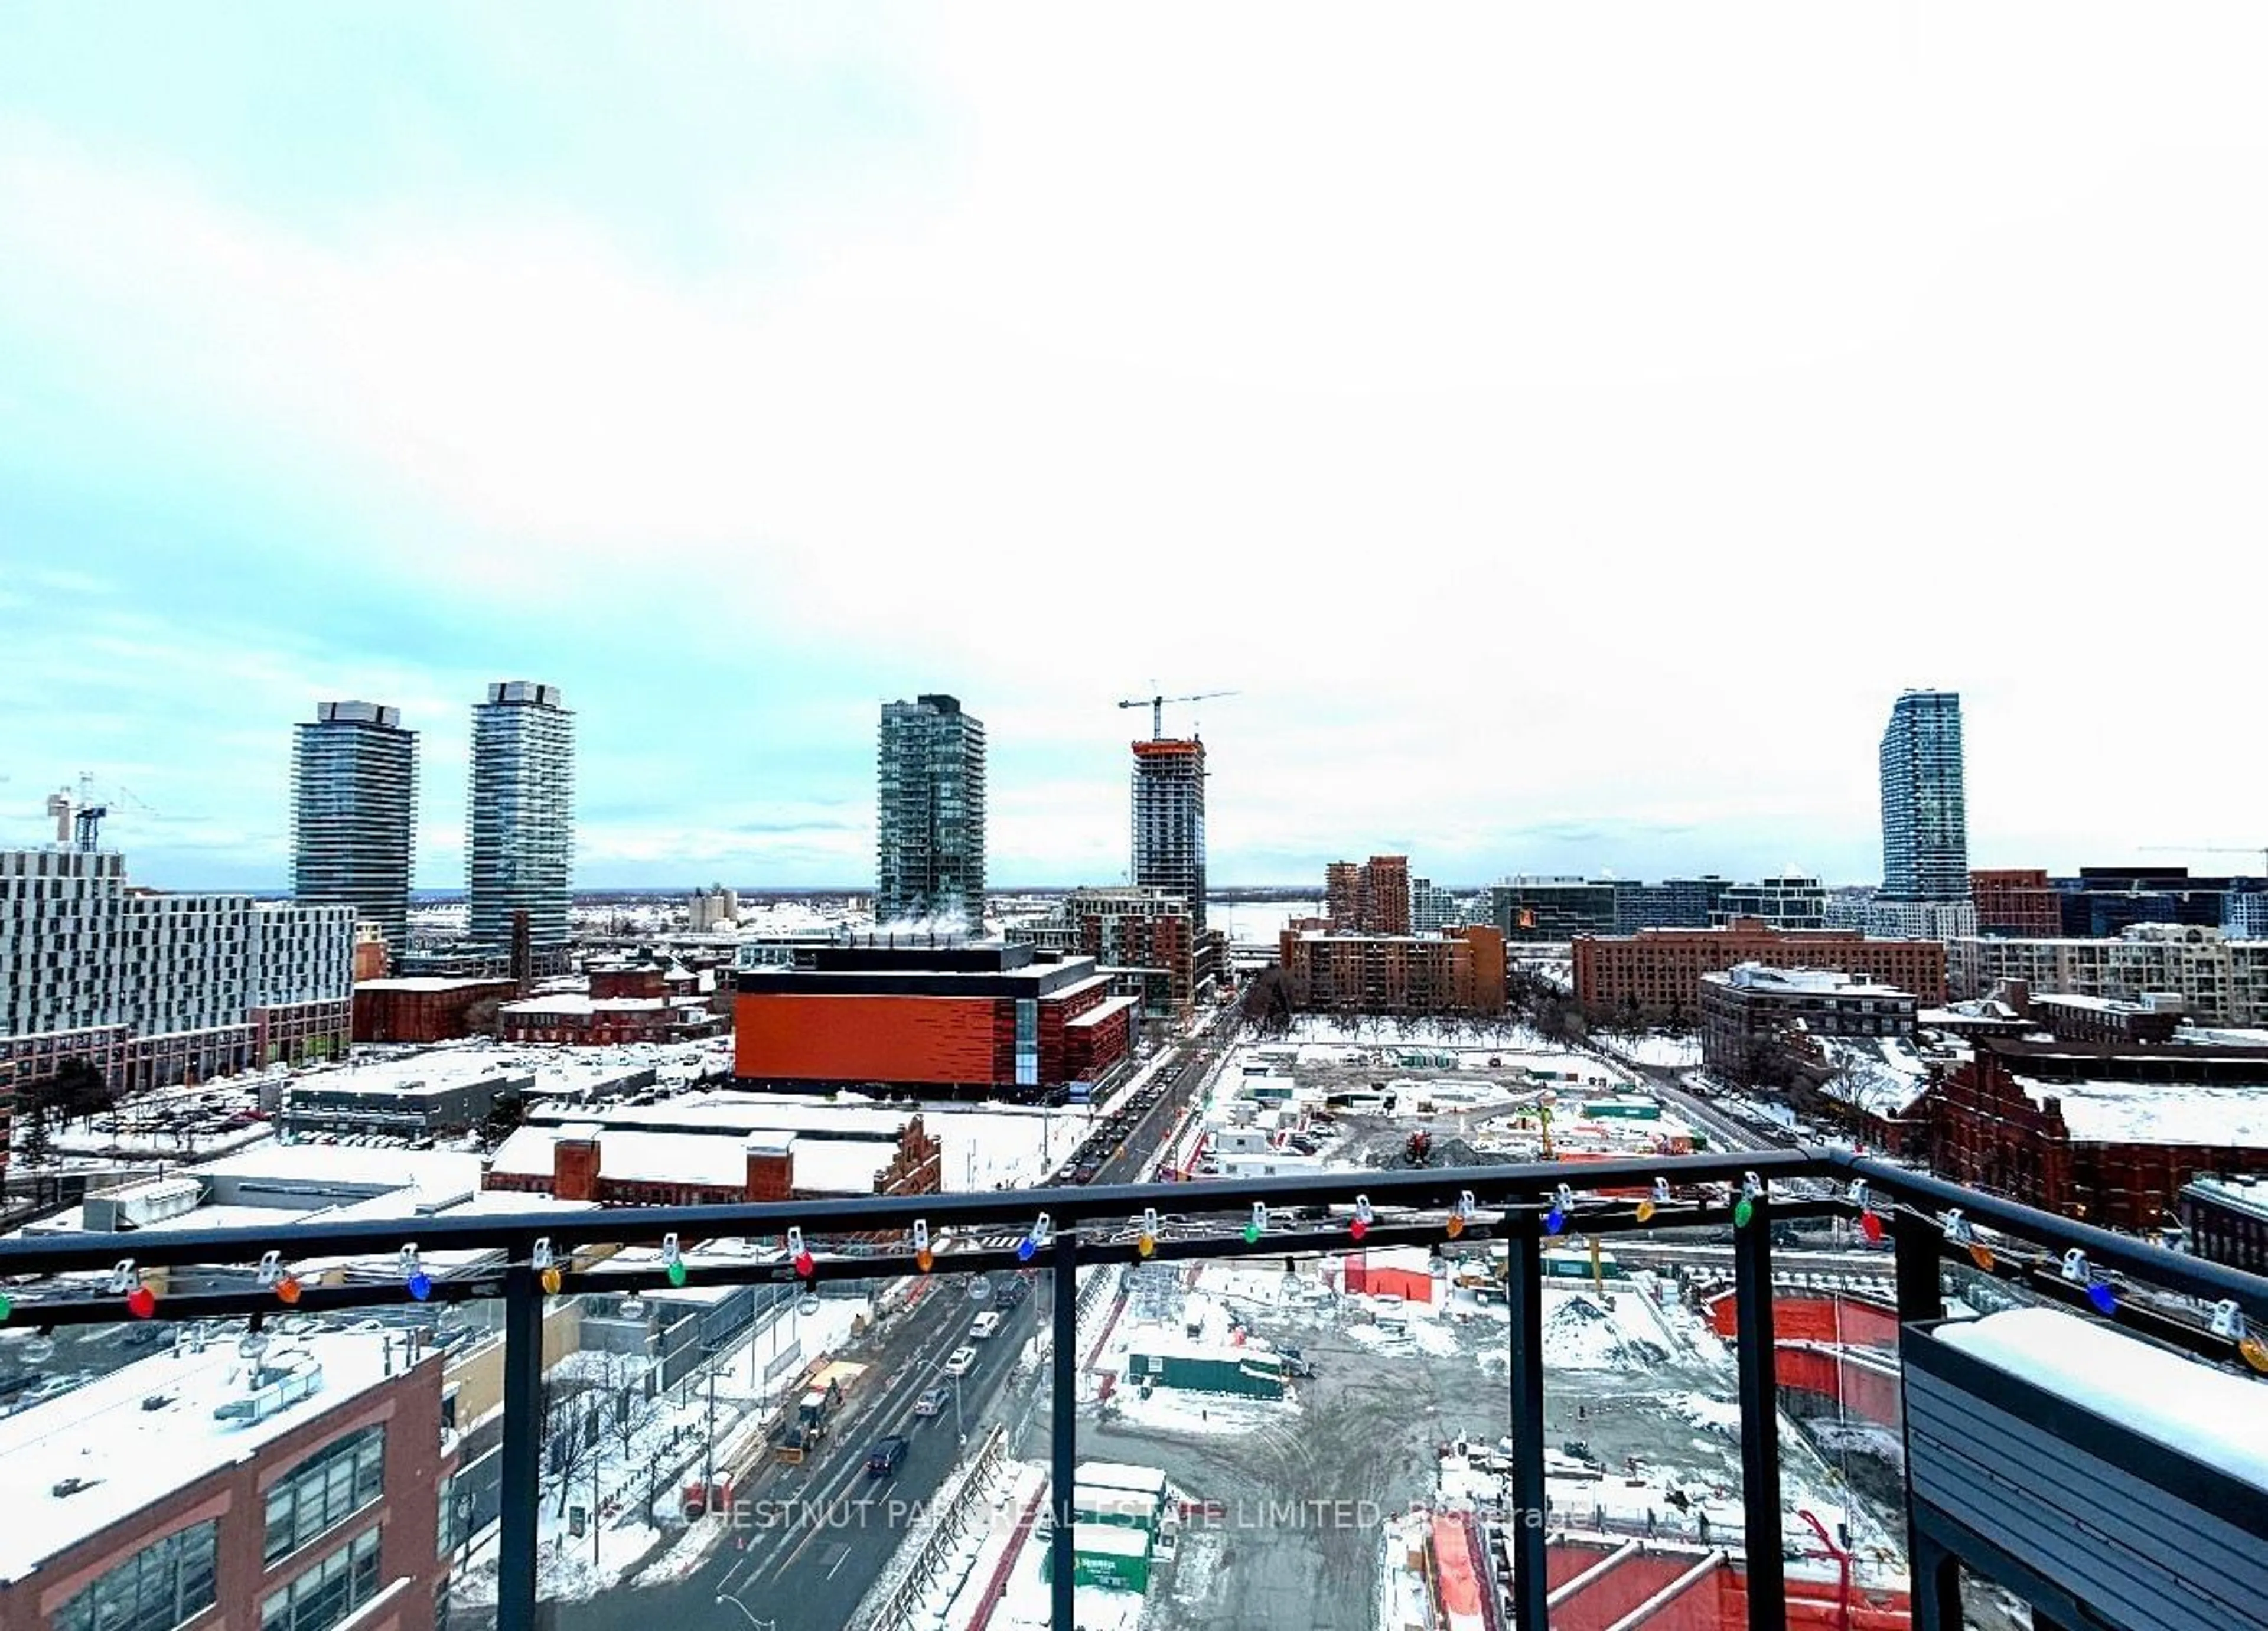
[
  {"left": 1879, "top": 689, "right": 1969, "bottom": 901},
  {"left": 467, "top": 681, "right": 575, "bottom": 966},
  {"left": 876, "top": 694, "right": 987, "bottom": 928},
  {"left": 1132, "top": 737, "right": 1207, "bottom": 935},
  {"left": 290, "top": 702, "right": 418, "bottom": 954}
]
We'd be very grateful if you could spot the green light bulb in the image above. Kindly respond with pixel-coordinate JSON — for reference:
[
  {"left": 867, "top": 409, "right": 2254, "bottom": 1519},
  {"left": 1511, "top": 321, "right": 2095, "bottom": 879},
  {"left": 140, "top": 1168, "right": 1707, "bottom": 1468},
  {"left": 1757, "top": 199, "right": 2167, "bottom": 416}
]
[
  {"left": 666, "top": 1260, "right": 686, "bottom": 1287},
  {"left": 1243, "top": 1224, "right": 1260, "bottom": 1245},
  {"left": 1734, "top": 1198, "right": 1754, "bottom": 1229}
]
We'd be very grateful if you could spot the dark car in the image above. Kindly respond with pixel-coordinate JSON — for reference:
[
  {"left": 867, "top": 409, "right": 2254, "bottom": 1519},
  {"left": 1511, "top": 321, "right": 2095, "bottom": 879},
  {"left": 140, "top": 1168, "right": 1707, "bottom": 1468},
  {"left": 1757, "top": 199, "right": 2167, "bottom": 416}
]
[
  {"left": 866, "top": 1435, "right": 910, "bottom": 1477},
  {"left": 995, "top": 1277, "right": 1030, "bottom": 1310}
]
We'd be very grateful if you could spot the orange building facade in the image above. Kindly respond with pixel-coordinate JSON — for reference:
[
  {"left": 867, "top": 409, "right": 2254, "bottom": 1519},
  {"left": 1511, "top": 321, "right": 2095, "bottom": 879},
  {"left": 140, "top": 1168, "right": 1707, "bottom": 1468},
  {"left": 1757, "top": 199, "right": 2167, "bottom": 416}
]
[{"left": 733, "top": 944, "right": 1135, "bottom": 1102}]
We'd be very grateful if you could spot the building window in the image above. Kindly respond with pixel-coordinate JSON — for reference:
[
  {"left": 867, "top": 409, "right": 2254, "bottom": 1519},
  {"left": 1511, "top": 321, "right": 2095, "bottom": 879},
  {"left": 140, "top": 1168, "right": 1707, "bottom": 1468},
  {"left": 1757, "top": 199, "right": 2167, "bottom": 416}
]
[
  {"left": 264, "top": 1426, "right": 386, "bottom": 1564},
  {"left": 261, "top": 1529, "right": 382, "bottom": 1631},
  {"left": 54, "top": 1521, "right": 219, "bottom": 1631}
]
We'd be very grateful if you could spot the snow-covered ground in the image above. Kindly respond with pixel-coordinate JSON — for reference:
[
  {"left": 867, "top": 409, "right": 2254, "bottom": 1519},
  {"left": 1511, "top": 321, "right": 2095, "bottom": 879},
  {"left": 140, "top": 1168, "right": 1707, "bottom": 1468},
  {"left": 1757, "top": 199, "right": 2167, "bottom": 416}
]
[{"left": 1612, "top": 1033, "right": 1705, "bottom": 1069}]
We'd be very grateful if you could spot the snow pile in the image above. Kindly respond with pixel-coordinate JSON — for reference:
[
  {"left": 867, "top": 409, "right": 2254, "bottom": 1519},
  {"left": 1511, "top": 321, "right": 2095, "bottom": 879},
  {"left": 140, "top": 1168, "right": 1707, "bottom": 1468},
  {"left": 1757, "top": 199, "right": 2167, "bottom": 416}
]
[
  {"left": 1617, "top": 1035, "right": 1705, "bottom": 1069},
  {"left": 1540, "top": 1294, "right": 1671, "bottom": 1372},
  {"left": 1666, "top": 1392, "right": 1744, "bottom": 1434}
]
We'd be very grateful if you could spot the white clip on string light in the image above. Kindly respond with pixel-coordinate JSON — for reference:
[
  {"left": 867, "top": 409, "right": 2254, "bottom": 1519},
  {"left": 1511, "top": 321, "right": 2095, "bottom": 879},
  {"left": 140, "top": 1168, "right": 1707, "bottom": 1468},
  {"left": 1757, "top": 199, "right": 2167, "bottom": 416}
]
[
  {"left": 401, "top": 1244, "right": 431, "bottom": 1302},
  {"left": 2061, "top": 1247, "right": 2117, "bottom": 1315},
  {"left": 1350, "top": 1196, "right": 1374, "bottom": 1244},
  {"left": 1544, "top": 1184, "right": 1574, "bottom": 1236},
  {"left": 1137, "top": 1209, "right": 1159, "bottom": 1259},
  {"left": 913, "top": 1219, "right": 933, "bottom": 1273},
  {"left": 534, "top": 1237, "right": 561, "bottom": 1296},
  {"left": 113, "top": 1257, "right": 156, "bottom": 1319},
  {"left": 663, "top": 1232, "right": 686, "bottom": 1288},
  {"left": 1446, "top": 1192, "right": 1476, "bottom": 1240},
  {"left": 1635, "top": 1176, "right": 1670, "bottom": 1225},
  {"left": 1733, "top": 1172, "right": 1762, "bottom": 1229},
  {"left": 1850, "top": 1180, "right": 1884, "bottom": 1244},
  {"left": 788, "top": 1226, "right": 813, "bottom": 1278},
  {"left": 1018, "top": 1212, "right": 1052, "bottom": 1264},
  {"left": 1244, "top": 1202, "right": 1267, "bottom": 1246}
]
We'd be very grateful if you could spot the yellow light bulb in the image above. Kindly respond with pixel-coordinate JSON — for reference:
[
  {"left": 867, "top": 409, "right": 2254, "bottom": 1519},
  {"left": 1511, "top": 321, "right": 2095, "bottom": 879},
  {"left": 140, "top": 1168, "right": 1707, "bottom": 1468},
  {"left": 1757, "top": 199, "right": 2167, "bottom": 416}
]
[
  {"left": 2240, "top": 1333, "right": 2268, "bottom": 1375},
  {"left": 1635, "top": 1199, "right": 1656, "bottom": 1225},
  {"left": 1445, "top": 1216, "right": 1464, "bottom": 1239},
  {"left": 540, "top": 1266, "right": 562, "bottom": 1296},
  {"left": 1136, "top": 1236, "right": 1155, "bottom": 1258},
  {"left": 916, "top": 1249, "right": 934, "bottom": 1274},
  {"left": 1969, "top": 1242, "right": 1996, "bottom": 1272}
]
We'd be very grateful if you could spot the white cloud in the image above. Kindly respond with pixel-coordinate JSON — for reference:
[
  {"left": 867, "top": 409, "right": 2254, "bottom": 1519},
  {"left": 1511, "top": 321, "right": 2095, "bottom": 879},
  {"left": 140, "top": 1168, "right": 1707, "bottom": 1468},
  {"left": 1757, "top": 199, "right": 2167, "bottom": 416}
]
[{"left": 4, "top": 4, "right": 2267, "bottom": 884}]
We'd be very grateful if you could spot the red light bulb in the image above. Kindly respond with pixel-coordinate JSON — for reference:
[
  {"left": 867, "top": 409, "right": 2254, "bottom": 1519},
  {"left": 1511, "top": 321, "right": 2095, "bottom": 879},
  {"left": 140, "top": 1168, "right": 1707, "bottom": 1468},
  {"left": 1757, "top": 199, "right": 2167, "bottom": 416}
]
[
  {"left": 125, "top": 1285, "right": 157, "bottom": 1320},
  {"left": 794, "top": 1250, "right": 814, "bottom": 1277},
  {"left": 1349, "top": 1219, "right": 1368, "bottom": 1243},
  {"left": 1859, "top": 1213, "right": 1884, "bottom": 1244}
]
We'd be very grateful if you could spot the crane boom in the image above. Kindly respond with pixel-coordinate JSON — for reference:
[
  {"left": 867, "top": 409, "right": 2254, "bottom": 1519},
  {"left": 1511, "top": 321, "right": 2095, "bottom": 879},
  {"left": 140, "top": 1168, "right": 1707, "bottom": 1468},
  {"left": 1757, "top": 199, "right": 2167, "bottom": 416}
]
[{"left": 1115, "top": 689, "right": 1237, "bottom": 739}]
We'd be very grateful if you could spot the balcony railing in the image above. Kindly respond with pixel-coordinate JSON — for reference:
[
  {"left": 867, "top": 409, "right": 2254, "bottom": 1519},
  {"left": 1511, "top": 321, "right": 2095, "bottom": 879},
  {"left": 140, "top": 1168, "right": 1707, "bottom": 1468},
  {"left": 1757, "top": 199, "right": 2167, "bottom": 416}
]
[{"left": 1, "top": 1150, "right": 2263, "bottom": 1631}]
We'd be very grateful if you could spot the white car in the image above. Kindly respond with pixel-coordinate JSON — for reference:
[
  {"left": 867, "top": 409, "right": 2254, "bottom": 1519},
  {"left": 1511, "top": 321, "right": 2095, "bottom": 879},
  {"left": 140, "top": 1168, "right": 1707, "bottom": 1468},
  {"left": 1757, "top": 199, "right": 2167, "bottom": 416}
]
[
  {"left": 969, "top": 1312, "right": 1003, "bottom": 1340},
  {"left": 944, "top": 1346, "right": 977, "bottom": 1378}
]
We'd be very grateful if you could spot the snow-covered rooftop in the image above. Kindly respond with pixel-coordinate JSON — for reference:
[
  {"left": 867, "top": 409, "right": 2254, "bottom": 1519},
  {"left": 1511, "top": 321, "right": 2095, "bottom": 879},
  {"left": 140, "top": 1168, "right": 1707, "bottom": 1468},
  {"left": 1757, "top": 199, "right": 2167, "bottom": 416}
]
[
  {"left": 194, "top": 1143, "right": 488, "bottom": 1198},
  {"left": 523, "top": 1092, "right": 1057, "bottom": 1191},
  {"left": 1937, "top": 1308, "right": 2268, "bottom": 1493},
  {"left": 351, "top": 976, "right": 511, "bottom": 993},
  {"left": 487, "top": 1124, "right": 899, "bottom": 1196},
  {"left": 2012, "top": 1074, "right": 2268, "bottom": 1146},
  {"left": 0, "top": 1331, "right": 434, "bottom": 1581},
  {"left": 290, "top": 1053, "right": 531, "bottom": 1094}
]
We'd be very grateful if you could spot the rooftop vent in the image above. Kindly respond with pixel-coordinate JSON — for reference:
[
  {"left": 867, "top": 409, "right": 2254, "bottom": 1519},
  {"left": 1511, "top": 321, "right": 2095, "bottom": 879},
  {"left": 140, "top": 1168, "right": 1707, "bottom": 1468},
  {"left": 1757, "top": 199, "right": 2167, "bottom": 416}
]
[
  {"left": 140, "top": 1394, "right": 172, "bottom": 1411},
  {"left": 52, "top": 1476, "right": 99, "bottom": 1498}
]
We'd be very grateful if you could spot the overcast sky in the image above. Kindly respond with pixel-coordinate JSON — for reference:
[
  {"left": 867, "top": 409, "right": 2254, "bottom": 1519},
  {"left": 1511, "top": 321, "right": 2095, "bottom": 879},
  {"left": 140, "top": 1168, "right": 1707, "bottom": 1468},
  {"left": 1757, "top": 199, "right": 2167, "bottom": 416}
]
[{"left": 4, "top": 5, "right": 2265, "bottom": 893}]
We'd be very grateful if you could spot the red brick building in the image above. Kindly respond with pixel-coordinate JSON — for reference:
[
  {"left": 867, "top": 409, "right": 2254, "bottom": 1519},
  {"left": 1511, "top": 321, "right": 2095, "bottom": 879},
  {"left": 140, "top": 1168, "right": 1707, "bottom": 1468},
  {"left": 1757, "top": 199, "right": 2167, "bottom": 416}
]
[
  {"left": 1574, "top": 919, "right": 1948, "bottom": 1021},
  {"left": 483, "top": 1117, "right": 943, "bottom": 1208},
  {"left": 1277, "top": 925, "right": 1508, "bottom": 1015},
  {"left": 1321, "top": 856, "right": 1411, "bottom": 934},
  {"left": 0, "top": 1332, "right": 448, "bottom": 1631},
  {"left": 351, "top": 978, "right": 518, "bottom": 1044},
  {"left": 497, "top": 971, "right": 724, "bottom": 1046},
  {"left": 1970, "top": 869, "right": 2063, "bottom": 938},
  {"left": 734, "top": 944, "right": 1135, "bottom": 1102},
  {"left": 1924, "top": 1043, "right": 2268, "bottom": 1231}
]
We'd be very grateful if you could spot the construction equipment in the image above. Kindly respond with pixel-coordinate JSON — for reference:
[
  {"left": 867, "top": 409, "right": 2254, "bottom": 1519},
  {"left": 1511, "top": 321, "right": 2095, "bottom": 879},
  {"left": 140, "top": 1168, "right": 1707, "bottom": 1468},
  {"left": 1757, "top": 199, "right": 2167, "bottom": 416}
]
[
  {"left": 45, "top": 773, "right": 159, "bottom": 852},
  {"left": 1117, "top": 689, "right": 1237, "bottom": 741},
  {"left": 1405, "top": 1129, "right": 1435, "bottom": 1168}
]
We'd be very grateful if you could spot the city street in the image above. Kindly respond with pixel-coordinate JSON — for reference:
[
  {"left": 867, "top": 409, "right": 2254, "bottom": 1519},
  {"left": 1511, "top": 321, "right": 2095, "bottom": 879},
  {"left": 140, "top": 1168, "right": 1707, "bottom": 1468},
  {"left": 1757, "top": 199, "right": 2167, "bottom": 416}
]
[{"left": 545, "top": 1011, "right": 1230, "bottom": 1631}]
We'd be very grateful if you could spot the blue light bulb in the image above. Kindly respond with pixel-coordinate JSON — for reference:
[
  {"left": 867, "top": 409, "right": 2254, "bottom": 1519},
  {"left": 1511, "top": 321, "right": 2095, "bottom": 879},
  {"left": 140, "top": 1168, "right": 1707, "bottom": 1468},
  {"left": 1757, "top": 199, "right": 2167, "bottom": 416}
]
[
  {"left": 407, "top": 1271, "right": 432, "bottom": 1301},
  {"left": 2088, "top": 1282, "right": 2116, "bottom": 1316},
  {"left": 1544, "top": 1208, "right": 1565, "bottom": 1235},
  {"left": 1017, "top": 1238, "right": 1036, "bottom": 1264}
]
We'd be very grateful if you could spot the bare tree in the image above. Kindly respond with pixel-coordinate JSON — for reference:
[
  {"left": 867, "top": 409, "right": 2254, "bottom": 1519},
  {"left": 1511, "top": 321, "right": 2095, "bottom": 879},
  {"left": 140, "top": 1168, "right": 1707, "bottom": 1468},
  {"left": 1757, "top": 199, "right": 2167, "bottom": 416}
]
[
  {"left": 542, "top": 1375, "right": 604, "bottom": 1517},
  {"left": 606, "top": 1355, "right": 651, "bottom": 1463}
]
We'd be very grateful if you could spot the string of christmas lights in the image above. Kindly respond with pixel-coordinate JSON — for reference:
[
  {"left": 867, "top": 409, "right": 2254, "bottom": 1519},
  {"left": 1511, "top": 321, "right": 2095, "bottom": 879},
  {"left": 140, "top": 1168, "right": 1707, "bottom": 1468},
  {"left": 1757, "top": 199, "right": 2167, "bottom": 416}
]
[{"left": 1, "top": 1179, "right": 2260, "bottom": 1376}]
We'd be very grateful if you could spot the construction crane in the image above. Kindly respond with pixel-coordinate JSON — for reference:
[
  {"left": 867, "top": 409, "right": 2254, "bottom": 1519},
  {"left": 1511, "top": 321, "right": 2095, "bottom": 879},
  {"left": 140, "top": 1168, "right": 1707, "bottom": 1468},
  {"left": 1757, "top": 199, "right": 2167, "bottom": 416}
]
[
  {"left": 46, "top": 773, "right": 159, "bottom": 852},
  {"left": 1116, "top": 689, "right": 1237, "bottom": 741},
  {"left": 2141, "top": 845, "right": 2268, "bottom": 875}
]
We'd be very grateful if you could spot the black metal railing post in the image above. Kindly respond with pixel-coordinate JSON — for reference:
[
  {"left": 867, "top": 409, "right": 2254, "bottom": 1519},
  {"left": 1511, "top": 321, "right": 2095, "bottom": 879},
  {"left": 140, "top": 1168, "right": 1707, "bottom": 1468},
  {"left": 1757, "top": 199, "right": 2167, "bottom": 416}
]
[
  {"left": 1049, "top": 1229, "right": 1078, "bottom": 1631},
  {"left": 1504, "top": 1214, "right": 1549, "bottom": 1631},
  {"left": 1891, "top": 1199, "right": 1953, "bottom": 1629},
  {"left": 1893, "top": 1207, "right": 1946, "bottom": 1325},
  {"left": 1732, "top": 1195, "right": 1785, "bottom": 1631},
  {"left": 497, "top": 1264, "right": 545, "bottom": 1631}
]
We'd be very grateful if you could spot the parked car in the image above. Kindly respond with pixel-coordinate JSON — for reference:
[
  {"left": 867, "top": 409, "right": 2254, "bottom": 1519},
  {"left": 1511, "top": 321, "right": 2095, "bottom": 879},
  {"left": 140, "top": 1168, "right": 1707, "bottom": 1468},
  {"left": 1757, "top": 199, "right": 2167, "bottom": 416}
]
[
  {"left": 914, "top": 1387, "right": 950, "bottom": 1417},
  {"left": 865, "top": 1436, "right": 910, "bottom": 1477},
  {"left": 944, "top": 1346, "right": 977, "bottom": 1378}
]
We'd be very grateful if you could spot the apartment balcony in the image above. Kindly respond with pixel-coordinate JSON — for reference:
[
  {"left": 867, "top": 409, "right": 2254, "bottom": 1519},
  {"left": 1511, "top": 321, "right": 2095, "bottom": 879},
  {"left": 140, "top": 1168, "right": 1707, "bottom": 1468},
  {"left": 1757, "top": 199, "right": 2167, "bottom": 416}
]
[{"left": 0, "top": 1153, "right": 2262, "bottom": 1631}]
